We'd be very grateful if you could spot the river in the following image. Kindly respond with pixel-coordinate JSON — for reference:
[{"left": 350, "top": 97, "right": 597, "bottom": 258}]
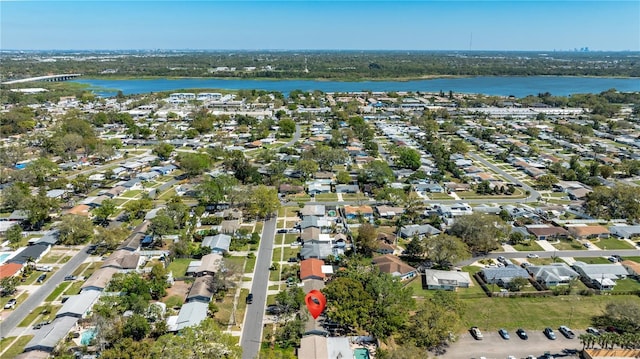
[{"left": 72, "top": 76, "right": 639, "bottom": 97}]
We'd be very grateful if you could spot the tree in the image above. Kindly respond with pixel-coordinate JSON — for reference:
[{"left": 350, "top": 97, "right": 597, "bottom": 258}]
[
  {"left": 535, "top": 174, "right": 559, "bottom": 190},
  {"left": 196, "top": 174, "right": 237, "bottom": 205},
  {"left": 424, "top": 234, "right": 469, "bottom": 269},
  {"left": 178, "top": 152, "right": 211, "bottom": 177},
  {"left": 22, "top": 190, "right": 58, "bottom": 230},
  {"left": 274, "top": 286, "right": 305, "bottom": 315},
  {"left": 1, "top": 182, "right": 30, "bottom": 210},
  {"left": 592, "top": 300, "right": 640, "bottom": 334},
  {"left": 585, "top": 184, "right": 640, "bottom": 222},
  {"left": 57, "top": 215, "right": 94, "bottom": 245},
  {"left": 448, "top": 213, "right": 506, "bottom": 254},
  {"left": 449, "top": 139, "right": 469, "bottom": 154},
  {"left": 278, "top": 118, "right": 296, "bottom": 137},
  {"left": 123, "top": 197, "right": 154, "bottom": 220},
  {"left": 246, "top": 185, "right": 280, "bottom": 218},
  {"left": 322, "top": 277, "right": 374, "bottom": 332},
  {"left": 150, "top": 318, "right": 241, "bottom": 358},
  {"left": 600, "top": 165, "right": 614, "bottom": 179},
  {"left": 336, "top": 171, "right": 352, "bottom": 184},
  {"left": 359, "top": 160, "right": 394, "bottom": 186},
  {"left": 152, "top": 143, "right": 175, "bottom": 160},
  {"left": 5, "top": 224, "right": 23, "bottom": 249},
  {"left": 355, "top": 223, "right": 378, "bottom": 257},
  {"left": 150, "top": 212, "right": 176, "bottom": 236},
  {"left": 94, "top": 227, "right": 129, "bottom": 252},
  {"left": 0, "top": 277, "right": 19, "bottom": 296},
  {"left": 92, "top": 199, "right": 117, "bottom": 225},
  {"left": 509, "top": 231, "right": 525, "bottom": 246},
  {"left": 404, "top": 236, "right": 425, "bottom": 259},
  {"left": 294, "top": 159, "right": 318, "bottom": 180},
  {"left": 395, "top": 147, "right": 421, "bottom": 170},
  {"left": 405, "top": 291, "right": 464, "bottom": 350},
  {"left": 122, "top": 314, "right": 150, "bottom": 341},
  {"left": 507, "top": 277, "right": 529, "bottom": 292}
]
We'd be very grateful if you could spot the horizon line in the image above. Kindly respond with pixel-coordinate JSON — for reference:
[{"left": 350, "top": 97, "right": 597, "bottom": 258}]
[{"left": 2, "top": 48, "right": 639, "bottom": 53}]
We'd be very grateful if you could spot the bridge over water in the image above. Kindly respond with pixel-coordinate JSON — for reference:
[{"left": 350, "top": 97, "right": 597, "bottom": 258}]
[{"left": 1, "top": 73, "right": 82, "bottom": 85}]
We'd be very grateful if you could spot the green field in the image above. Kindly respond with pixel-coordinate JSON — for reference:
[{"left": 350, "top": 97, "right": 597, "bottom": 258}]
[
  {"left": 167, "top": 258, "right": 192, "bottom": 277},
  {"left": 512, "top": 241, "right": 545, "bottom": 252},
  {"left": 462, "top": 294, "right": 640, "bottom": 331},
  {"left": 612, "top": 278, "right": 640, "bottom": 292},
  {"left": 592, "top": 237, "right": 635, "bottom": 250},
  {"left": 573, "top": 257, "right": 611, "bottom": 264}
]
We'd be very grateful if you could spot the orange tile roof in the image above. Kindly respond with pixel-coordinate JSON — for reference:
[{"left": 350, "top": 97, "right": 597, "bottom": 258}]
[
  {"left": 299, "top": 258, "right": 326, "bottom": 280},
  {"left": 0, "top": 263, "right": 23, "bottom": 279}
]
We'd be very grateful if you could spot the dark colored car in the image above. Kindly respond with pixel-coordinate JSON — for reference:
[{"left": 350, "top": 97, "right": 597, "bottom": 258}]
[
  {"left": 498, "top": 328, "right": 510, "bottom": 340},
  {"left": 516, "top": 328, "right": 528, "bottom": 340},
  {"left": 64, "top": 275, "right": 77, "bottom": 281},
  {"left": 287, "top": 257, "right": 299, "bottom": 263},
  {"left": 32, "top": 321, "right": 50, "bottom": 330},
  {"left": 266, "top": 305, "right": 285, "bottom": 315},
  {"left": 246, "top": 293, "right": 253, "bottom": 304},
  {"left": 544, "top": 327, "right": 557, "bottom": 340},
  {"left": 36, "top": 274, "right": 47, "bottom": 283}
]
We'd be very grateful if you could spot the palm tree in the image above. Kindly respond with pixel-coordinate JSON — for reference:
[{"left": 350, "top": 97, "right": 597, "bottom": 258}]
[{"left": 579, "top": 333, "right": 589, "bottom": 349}]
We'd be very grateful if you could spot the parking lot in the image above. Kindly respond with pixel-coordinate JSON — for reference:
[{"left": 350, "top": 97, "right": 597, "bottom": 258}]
[{"left": 440, "top": 329, "right": 582, "bottom": 359}]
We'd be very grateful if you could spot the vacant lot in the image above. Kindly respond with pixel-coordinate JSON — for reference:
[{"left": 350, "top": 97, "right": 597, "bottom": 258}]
[{"left": 461, "top": 294, "right": 640, "bottom": 331}]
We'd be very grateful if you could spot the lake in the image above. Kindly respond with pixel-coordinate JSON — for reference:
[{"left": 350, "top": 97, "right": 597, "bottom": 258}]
[{"left": 72, "top": 76, "right": 640, "bottom": 97}]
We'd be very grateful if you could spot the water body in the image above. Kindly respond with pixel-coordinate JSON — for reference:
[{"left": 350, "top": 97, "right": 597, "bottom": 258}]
[{"left": 73, "top": 76, "right": 640, "bottom": 98}]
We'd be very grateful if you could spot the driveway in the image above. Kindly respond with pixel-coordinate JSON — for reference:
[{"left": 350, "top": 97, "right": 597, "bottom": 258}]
[
  {"left": 241, "top": 216, "right": 276, "bottom": 359},
  {"left": 441, "top": 329, "right": 582, "bottom": 359}
]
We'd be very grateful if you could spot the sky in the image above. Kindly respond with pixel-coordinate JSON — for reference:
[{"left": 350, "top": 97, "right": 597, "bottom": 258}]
[{"left": 1, "top": 1, "right": 639, "bottom": 51}]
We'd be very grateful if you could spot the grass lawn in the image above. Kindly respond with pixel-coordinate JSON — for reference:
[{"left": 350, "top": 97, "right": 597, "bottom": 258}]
[
  {"left": 272, "top": 248, "right": 282, "bottom": 263},
  {"left": 528, "top": 257, "right": 563, "bottom": 266},
  {"left": 163, "top": 295, "right": 184, "bottom": 308},
  {"left": 573, "top": 257, "right": 611, "bottom": 264},
  {"left": 284, "top": 234, "right": 299, "bottom": 244},
  {"left": 341, "top": 193, "right": 369, "bottom": 201},
  {"left": 462, "top": 294, "right": 640, "bottom": 332},
  {"left": 122, "top": 189, "right": 143, "bottom": 198},
  {"left": 63, "top": 281, "right": 84, "bottom": 296},
  {"left": 157, "top": 189, "right": 177, "bottom": 201},
  {"left": 592, "top": 237, "right": 635, "bottom": 250},
  {"left": 552, "top": 239, "right": 586, "bottom": 251},
  {"left": 0, "top": 336, "right": 34, "bottom": 359},
  {"left": 245, "top": 256, "right": 257, "bottom": 274},
  {"left": 282, "top": 247, "right": 300, "bottom": 260},
  {"left": 45, "top": 282, "right": 71, "bottom": 302},
  {"left": 612, "top": 278, "right": 640, "bottom": 292},
  {"left": 512, "top": 241, "right": 545, "bottom": 252},
  {"left": 267, "top": 294, "right": 276, "bottom": 306},
  {"left": 214, "top": 295, "right": 234, "bottom": 327},
  {"left": 276, "top": 219, "right": 285, "bottom": 228},
  {"left": 18, "top": 304, "right": 60, "bottom": 327},
  {"left": 254, "top": 222, "right": 263, "bottom": 234},
  {"left": 235, "top": 289, "right": 249, "bottom": 326},
  {"left": 269, "top": 269, "right": 280, "bottom": 282},
  {"left": 622, "top": 256, "right": 640, "bottom": 263},
  {"left": 314, "top": 193, "right": 338, "bottom": 201},
  {"left": 167, "top": 258, "right": 192, "bottom": 277},
  {"left": 428, "top": 193, "right": 455, "bottom": 200},
  {"left": 38, "top": 252, "right": 66, "bottom": 264}
]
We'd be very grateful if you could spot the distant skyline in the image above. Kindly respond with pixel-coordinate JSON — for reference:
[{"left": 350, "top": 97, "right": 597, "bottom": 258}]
[{"left": 1, "top": 1, "right": 639, "bottom": 51}]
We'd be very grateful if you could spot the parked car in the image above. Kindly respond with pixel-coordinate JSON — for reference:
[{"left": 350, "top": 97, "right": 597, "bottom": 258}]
[
  {"left": 4, "top": 298, "right": 17, "bottom": 309},
  {"left": 586, "top": 327, "right": 601, "bottom": 336},
  {"left": 608, "top": 256, "right": 618, "bottom": 263},
  {"left": 64, "top": 275, "right": 77, "bottom": 281},
  {"left": 37, "top": 274, "right": 47, "bottom": 283},
  {"left": 287, "top": 257, "right": 299, "bottom": 263},
  {"left": 246, "top": 293, "right": 253, "bottom": 304},
  {"left": 526, "top": 253, "right": 539, "bottom": 258},
  {"left": 277, "top": 229, "right": 288, "bottom": 234},
  {"left": 497, "top": 256, "right": 507, "bottom": 264},
  {"left": 266, "top": 305, "right": 285, "bottom": 315},
  {"left": 35, "top": 265, "right": 52, "bottom": 272},
  {"left": 470, "top": 326, "right": 483, "bottom": 340},
  {"left": 498, "top": 328, "right": 510, "bottom": 340},
  {"left": 583, "top": 242, "right": 591, "bottom": 248},
  {"left": 516, "top": 328, "right": 528, "bottom": 340},
  {"left": 559, "top": 325, "right": 575, "bottom": 339},
  {"left": 32, "top": 321, "right": 50, "bottom": 330},
  {"left": 544, "top": 327, "right": 557, "bottom": 340}
]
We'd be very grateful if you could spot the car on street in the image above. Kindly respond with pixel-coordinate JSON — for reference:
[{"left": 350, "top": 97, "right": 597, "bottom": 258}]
[
  {"left": 516, "top": 328, "right": 528, "bottom": 340},
  {"left": 64, "top": 275, "right": 77, "bottom": 281},
  {"left": 246, "top": 293, "right": 253, "bottom": 304},
  {"left": 559, "top": 325, "right": 576, "bottom": 339},
  {"left": 4, "top": 298, "right": 17, "bottom": 309},
  {"left": 470, "top": 326, "right": 483, "bottom": 340},
  {"left": 586, "top": 327, "right": 601, "bottom": 336},
  {"left": 526, "top": 253, "right": 539, "bottom": 258},
  {"left": 498, "top": 328, "right": 510, "bottom": 339},
  {"left": 544, "top": 327, "right": 557, "bottom": 340},
  {"left": 287, "top": 257, "right": 299, "bottom": 263}
]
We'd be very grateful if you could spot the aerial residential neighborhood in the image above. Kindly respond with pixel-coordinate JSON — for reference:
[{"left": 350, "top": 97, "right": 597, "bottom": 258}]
[{"left": 1, "top": 65, "right": 640, "bottom": 359}]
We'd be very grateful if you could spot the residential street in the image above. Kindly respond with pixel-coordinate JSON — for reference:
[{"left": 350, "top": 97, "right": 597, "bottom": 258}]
[
  {"left": 0, "top": 244, "right": 91, "bottom": 337},
  {"left": 467, "top": 152, "right": 540, "bottom": 202},
  {"left": 241, "top": 216, "right": 276, "bottom": 359},
  {"left": 457, "top": 249, "right": 640, "bottom": 266}
]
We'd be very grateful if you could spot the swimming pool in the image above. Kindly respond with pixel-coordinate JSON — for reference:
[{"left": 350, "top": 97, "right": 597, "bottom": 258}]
[
  {"left": 354, "top": 348, "right": 370, "bottom": 359},
  {"left": 0, "top": 253, "right": 12, "bottom": 265},
  {"left": 80, "top": 328, "right": 97, "bottom": 346}
]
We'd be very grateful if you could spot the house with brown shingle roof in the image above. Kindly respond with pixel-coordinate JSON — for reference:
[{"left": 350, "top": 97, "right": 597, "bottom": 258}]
[
  {"left": 566, "top": 225, "right": 610, "bottom": 240},
  {"left": 372, "top": 254, "right": 417, "bottom": 281},
  {"left": 525, "top": 225, "right": 570, "bottom": 240},
  {"left": 299, "top": 258, "right": 326, "bottom": 281},
  {"left": 621, "top": 260, "right": 640, "bottom": 277},
  {"left": 186, "top": 275, "right": 215, "bottom": 303}
]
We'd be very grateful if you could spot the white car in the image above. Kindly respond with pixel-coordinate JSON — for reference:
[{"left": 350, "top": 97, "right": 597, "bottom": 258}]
[{"left": 527, "top": 253, "right": 539, "bottom": 258}]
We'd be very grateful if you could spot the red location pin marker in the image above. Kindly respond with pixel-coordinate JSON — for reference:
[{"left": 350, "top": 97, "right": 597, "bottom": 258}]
[{"left": 305, "top": 289, "right": 326, "bottom": 319}]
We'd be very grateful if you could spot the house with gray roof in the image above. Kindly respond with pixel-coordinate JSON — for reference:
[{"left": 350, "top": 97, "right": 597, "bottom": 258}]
[
  {"left": 300, "top": 241, "right": 335, "bottom": 260},
  {"left": 482, "top": 265, "right": 530, "bottom": 287},
  {"left": 335, "top": 184, "right": 359, "bottom": 193},
  {"left": 423, "top": 269, "right": 472, "bottom": 290},
  {"left": 400, "top": 224, "right": 441, "bottom": 239},
  {"left": 56, "top": 289, "right": 101, "bottom": 318},
  {"left": 169, "top": 301, "right": 208, "bottom": 332},
  {"left": 572, "top": 261, "right": 629, "bottom": 290},
  {"left": 186, "top": 275, "right": 215, "bottom": 303},
  {"left": 609, "top": 225, "right": 640, "bottom": 240},
  {"left": 526, "top": 263, "right": 580, "bottom": 287},
  {"left": 23, "top": 316, "right": 78, "bottom": 353},
  {"left": 101, "top": 250, "right": 140, "bottom": 271},
  {"left": 300, "top": 204, "right": 325, "bottom": 217},
  {"left": 202, "top": 234, "right": 231, "bottom": 254}
]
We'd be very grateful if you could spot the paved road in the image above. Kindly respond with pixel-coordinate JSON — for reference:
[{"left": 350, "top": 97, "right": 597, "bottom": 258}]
[
  {"left": 241, "top": 216, "right": 276, "bottom": 359},
  {"left": 0, "top": 245, "right": 91, "bottom": 337},
  {"left": 283, "top": 124, "right": 302, "bottom": 148},
  {"left": 468, "top": 152, "right": 540, "bottom": 202},
  {"left": 442, "top": 329, "right": 582, "bottom": 359},
  {"left": 67, "top": 150, "right": 152, "bottom": 180},
  {"left": 457, "top": 248, "right": 640, "bottom": 266}
]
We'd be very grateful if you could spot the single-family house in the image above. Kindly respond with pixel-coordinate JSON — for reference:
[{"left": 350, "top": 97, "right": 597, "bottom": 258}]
[
  {"left": 525, "top": 225, "right": 570, "bottom": 240},
  {"left": 301, "top": 227, "right": 321, "bottom": 242},
  {"left": 300, "top": 241, "right": 334, "bottom": 260},
  {"left": 375, "top": 205, "right": 405, "bottom": 218},
  {"left": 279, "top": 184, "right": 305, "bottom": 194},
  {"left": 572, "top": 261, "right": 629, "bottom": 290},
  {"left": 101, "top": 250, "right": 140, "bottom": 271},
  {"left": 609, "top": 225, "right": 640, "bottom": 240},
  {"left": 372, "top": 254, "right": 417, "bottom": 281},
  {"left": 481, "top": 265, "right": 530, "bottom": 287},
  {"left": 299, "top": 259, "right": 326, "bottom": 281},
  {"left": 526, "top": 263, "right": 580, "bottom": 287},
  {"left": 105, "top": 186, "right": 126, "bottom": 198},
  {"left": 202, "top": 234, "right": 231, "bottom": 254},
  {"left": 186, "top": 275, "right": 215, "bottom": 303},
  {"left": 0, "top": 263, "right": 23, "bottom": 281},
  {"left": 169, "top": 301, "right": 208, "bottom": 332},
  {"left": 297, "top": 335, "right": 354, "bottom": 359},
  {"left": 300, "top": 205, "right": 325, "bottom": 217},
  {"left": 81, "top": 267, "right": 118, "bottom": 292},
  {"left": 335, "top": 184, "right": 359, "bottom": 194},
  {"left": 194, "top": 253, "right": 223, "bottom": 277},
  {"left": 56, "top": 289, "right": 101, "bottom": 319},
  {"left": 220, "top": 219, "right": 241, "bottom": 234},
  {"left": 343, "top": 205, "right": 373, "bottom": 220},
  {"left": 307, "top": 182, "right": 331, "bottom": 195},
  {"left": 621, "top": 260, "right": 640, "bottom": 277},
  {"left": 299, "top": 216, "right": 331, "bottom": 231},
  {"left": 65, "top": 204, "right": 91, "bottom": 216},
  {"left": 23, "top": 316, "right": 78, "bottom": 353},
  {"left": 423, "top": 269, "right": 472, "bottom": 290},
  {"left": 122, "top": 178, "right": 143, "bottom": 190},
  {"left": 400, "top": 224, "right": 441, "bottom": 239},
  {"left": 566, "top": 225, "right": 610, "bottom": 240},
  {"left": 7, "top": 244, "right": 51, "bottom": 265}
]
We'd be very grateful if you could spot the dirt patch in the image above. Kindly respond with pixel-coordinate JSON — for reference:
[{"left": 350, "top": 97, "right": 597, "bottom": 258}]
[{"left": 163, "top": 280, "right": 191, "bottom": 301}]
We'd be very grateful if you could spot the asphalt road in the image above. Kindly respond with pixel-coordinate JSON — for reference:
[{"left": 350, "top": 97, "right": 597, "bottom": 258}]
[
  {"left": 283, "top": 124, "right": 302, "bottom": 148},
  {"left": 468, "top": 152, "right": 540, "bottom": 202},
  {"left": 0, "top": 244, "right": 91, "bottom": 337},
  {"left": 241, "top": 216, "right": 276, "bottom": 359},
  {"left": 442, "top": 329, "right": 582, "bottom": 359}
]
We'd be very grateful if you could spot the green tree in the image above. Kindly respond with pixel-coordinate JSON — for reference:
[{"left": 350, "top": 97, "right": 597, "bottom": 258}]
[
  {"left": 92, "top": 199, "right": 117, "bottom": 225},
  {"left": 151, "top": 318, "right": 241, "bottom": 358},
  {"left": 5, "top": 224, "right": 23, "bottom": 249},
  {"left": 294, "top": 159, "right": 319, "bottom": 180},
  {"left": 404, "top": 236, "right": 425, "bottom": 259},
  {"left": 246, "top": 185, "right": 280, "bottom": 218},
  {"left": 449, "top": 139, "right": 469, "bottom": 154},
  {"left": 600, "top": 165, "right": 614, "bottom": 179},
  {"left": 150, "top": 212, "right": 176, "bottom": 236},
  {"left": 355, "top": 223, "right": 378, "bottom": 257},
  {"left": 278, "top": 118, "right": 296, "bottom": 137},
  {"left": 405, "top": 291, "right": 464, "bottom": 350},
  {"left": 152, "top": 143, "right": 175, "bottom": 160},
  {"left": 196, "top": 174, "right": 237, "bottom": 205},
  {"left": 322, "top": 277, "right": 374, "bottom": 332},
  {"left": 1, "top": 182, "right": 30, "bottom": 210},
  {"left": 94, "top": 227, "right": 129, "bottom": 252},
  {"left": 507, "top": 277, "right": 529, "bottom": 292},
  {"left": 336, "top": 171, "right": 352, "bottom": 184},
  {"left": 535, "top": 174, "right": 559, "bottom": 190},
  {"left": 448, "top": 213, "right": 506, "bottom": 254},
  {"left": 57, "top": 215, "right": 94, "bottom": 245},
  {"left": 509, "top": 231, "right": 525, "bottom": 246},
  {"left": 178, "top": 152, "right": 211, "bottom": 177},
  {"left": 424, "top": 234, "right": 469, "bottom": 269},
  {"left": 0, "top": 277, "right": 19, "bottom": 296},
  {"left": 359, "top": 160, "right": 394, "bottom": 186},
  {"left": 395, "top": 147, "right": 421, "bottom": 170},
  {"left": 122, "top": 314, "right": 150, "bottom": 341}
]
